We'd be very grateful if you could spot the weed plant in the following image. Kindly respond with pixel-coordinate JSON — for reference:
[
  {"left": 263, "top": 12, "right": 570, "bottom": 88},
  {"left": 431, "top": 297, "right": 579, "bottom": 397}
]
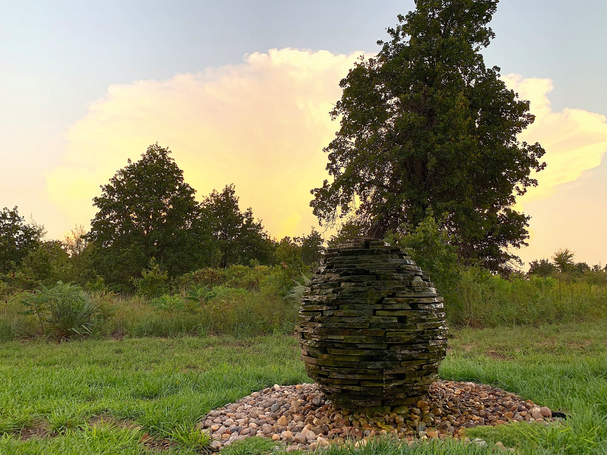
[{"left": 17, "top": 283, "right": 102, "bottom": 339}]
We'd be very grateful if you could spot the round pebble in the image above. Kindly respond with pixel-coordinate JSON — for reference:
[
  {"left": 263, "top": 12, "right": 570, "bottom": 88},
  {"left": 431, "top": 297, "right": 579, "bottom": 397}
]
[{"left": 199, "top": 381, "right": 556, "bottom": 451}]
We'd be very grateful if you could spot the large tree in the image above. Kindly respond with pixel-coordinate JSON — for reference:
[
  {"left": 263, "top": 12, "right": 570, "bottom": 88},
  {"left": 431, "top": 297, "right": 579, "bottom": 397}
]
[
  {"left": 0, "top": 206, "right": 44, "bottom": 274},
  {"left": 86, "top": 144, "right": 213, "bottom": 285},
  {"left": 201, "top": 184, "right": 274, "bottom": 268},
  {"left": 310, "top": 0, "right": 545, "bottom": 271}
]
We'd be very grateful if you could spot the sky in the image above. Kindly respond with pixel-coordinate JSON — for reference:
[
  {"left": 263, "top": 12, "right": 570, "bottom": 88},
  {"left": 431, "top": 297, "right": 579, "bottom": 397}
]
[{"left": 1, "top": 0, "right": 606, "bottom": 268}]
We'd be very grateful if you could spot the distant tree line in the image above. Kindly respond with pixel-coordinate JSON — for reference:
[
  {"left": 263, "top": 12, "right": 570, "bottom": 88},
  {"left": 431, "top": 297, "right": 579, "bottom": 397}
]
[
  {"left": 528, "top": 249, "right": 607, "bottom": 284},
  {"left": 0, "top": 144, "right": 324, "bottom": 293}
]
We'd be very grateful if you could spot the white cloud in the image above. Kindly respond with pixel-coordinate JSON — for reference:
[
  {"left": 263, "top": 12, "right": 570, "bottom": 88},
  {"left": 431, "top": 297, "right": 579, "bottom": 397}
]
[
  {"left": 503, "top": 74, "right": 607, "bottom": 204},
  {"left": 46, "top": 48, "right": 365, "bottom": 239},
  {"left": 46, "top": 61, "right": 607, "bottom": 248}
]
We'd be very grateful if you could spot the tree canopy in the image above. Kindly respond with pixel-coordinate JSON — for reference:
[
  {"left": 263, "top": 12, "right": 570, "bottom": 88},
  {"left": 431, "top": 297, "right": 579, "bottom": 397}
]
[
  {"left": 201, "top": 184, "right": 274, "bottom": 268},
  {"left": 0, "top": 206, "right": 44, "bottom": 274},
  {"left": 86, "top": 144, "right": 213, "bottom": 285},
  {"left": 310, "top": 0, "right": 545, "bottom": 272}
]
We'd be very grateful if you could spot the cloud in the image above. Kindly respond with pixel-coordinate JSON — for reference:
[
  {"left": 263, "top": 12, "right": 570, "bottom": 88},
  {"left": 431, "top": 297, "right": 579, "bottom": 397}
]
[
  {"left": 46, "top": 48, "right": 365, "bottom": 239},
  {"left": 502, "top": 74, "right": 607, "bottom": 204},
  {"left": 46, "top": 60, "right": 607, "bottom": 244}
]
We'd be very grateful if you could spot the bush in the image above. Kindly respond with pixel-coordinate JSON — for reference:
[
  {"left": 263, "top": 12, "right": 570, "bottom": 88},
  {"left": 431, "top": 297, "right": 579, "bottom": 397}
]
[
  {"left": 150, "top": 294, "right": 190, "bottom": 314},
  {"left": 175, "top": 265, "right": 272, "bottom": 292},
  {"left": 386, "top": 213, "right": 461, "bottom": 295},
  {"left": 132, "top": 261, "right": 169, "bottom": 298},
  {"left": 21, "top": 282, "right": 101, "bottom": 339}
]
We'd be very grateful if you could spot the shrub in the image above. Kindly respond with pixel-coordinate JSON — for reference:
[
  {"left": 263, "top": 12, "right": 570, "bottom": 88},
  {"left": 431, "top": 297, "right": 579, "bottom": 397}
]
[
  {"left": 132, "top": 261, "right": 169, "bottom": 298},
  {"left": 151, "top": 294, "right": 200, "bottom": 315},
  {"left": 386, "top": 213, "right": 461, "bottom": 295},
  {"left": 20, "top": 282, "right": 100, "bottom": 338},
  {"left": 175, "top": 265, "right": 272, "bottom": 292}
]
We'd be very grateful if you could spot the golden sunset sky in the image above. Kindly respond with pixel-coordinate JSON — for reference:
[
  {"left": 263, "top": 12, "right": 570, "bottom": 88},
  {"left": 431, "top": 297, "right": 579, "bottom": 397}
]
[{"left": 2, "top": 1, "right": 606, "bottom": 268}]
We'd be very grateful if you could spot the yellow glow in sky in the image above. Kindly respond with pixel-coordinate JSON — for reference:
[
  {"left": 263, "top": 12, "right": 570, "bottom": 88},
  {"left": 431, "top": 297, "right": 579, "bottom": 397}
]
[
  {"left": 503, "top": 74, "right": 607, "bottom": 205},
  {"left": 45, "top": 49, "right": 607, "bottom": 265},
  {"left": 46, "top": 49, "right": 365, "bottom": 239}
]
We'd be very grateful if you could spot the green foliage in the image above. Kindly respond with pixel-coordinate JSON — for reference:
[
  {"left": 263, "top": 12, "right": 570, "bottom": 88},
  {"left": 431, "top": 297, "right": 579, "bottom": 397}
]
[
  {"left": 552, "top": 248, "right": 576, "bottom": 274},
  {"left": 86, "top": 144, "right": 214, "bottom": 287},
  {"left": 286, "top": 273, "right": 311, "bottom": 304},
  {"left": 150, "top": 294, "right": 194, "bottom": 314},
  {"left": 201, "top": 184, "right": 274, "bottom": 268},
  {"left": 174, "top": 263, "right": 307, "bottom": 300},
  {"left": 274, "top": 237, "right": 306, "bottom": 271},
  {"left": 327, "top": 220, "right": 366, "bottom": 248},
  {"left": 310, "top": 0, "right": 545, "bottom": 273},
  {"left": 220, "top": 436, "right": 279, "bottom": 455},
  {"left": 446, "top": 268, "right": 607, "bottom": 327},
  {"left": 196, "top": 285, "right": 249, "bottom": 305},
  {"left": 132, "top": 260, "right": 169, "bottom": 298},
  {"left": 528, "top": 249, "right": 607, "bottom": 289},
  {"left": 386, "top": 214, "right": 460, "bottom": 294},
  {"left": 275, "top": 228, "right": 325, "bottom": 269},
  {"left": 180, "top": 285, "right": 296, "bottom": 337},
  {"left": 175, "top": 265, "right": 272, "bottom": 292},
  {"left": 527, "top": 258, "right": 556, "bottom": 278},
  {"left": 163, "top": 423, "right": 210, "bottom": 451},
  {"left": 18, "top": 240, "right": 72, "bottom": 285},
  {"left": 62, "top": 225, "right": 99, "bottom": 285},
  {"left": 260, "top": 265, "right": 309, "bottom": 299},
  {"left": 299, "top": 228, "right": 325, "bottom": 266},
  {"left": 0, "top": 270, "right": 38, "bottom": 294},
  {"left": 20, "top": 282, "right": 100, "bottom": 338},
  {"left": 0, "top": 206, "right": 44, "bottom": 274}
]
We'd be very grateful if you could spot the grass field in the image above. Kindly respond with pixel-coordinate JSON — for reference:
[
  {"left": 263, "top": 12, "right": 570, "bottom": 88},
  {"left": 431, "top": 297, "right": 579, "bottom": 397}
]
[{"left": 0, "top": 320, "right": 606, "bottom": 454}]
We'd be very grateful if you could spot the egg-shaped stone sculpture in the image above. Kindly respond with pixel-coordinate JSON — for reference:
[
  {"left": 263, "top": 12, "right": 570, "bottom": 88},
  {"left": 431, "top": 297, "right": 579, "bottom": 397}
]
[{"left": 297, "top": 237, "right": 449, "bottom": 409}]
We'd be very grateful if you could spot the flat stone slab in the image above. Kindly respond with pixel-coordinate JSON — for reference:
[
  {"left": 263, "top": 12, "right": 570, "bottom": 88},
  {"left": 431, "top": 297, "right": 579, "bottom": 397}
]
[{"left": 297, "top": 237, "right": 449, "bottom": 408}]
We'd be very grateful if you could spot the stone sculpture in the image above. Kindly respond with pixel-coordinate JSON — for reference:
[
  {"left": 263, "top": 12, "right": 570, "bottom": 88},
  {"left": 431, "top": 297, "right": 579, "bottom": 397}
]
[{"left": 297, "top": 237, "right": 449, "bottom": 409}]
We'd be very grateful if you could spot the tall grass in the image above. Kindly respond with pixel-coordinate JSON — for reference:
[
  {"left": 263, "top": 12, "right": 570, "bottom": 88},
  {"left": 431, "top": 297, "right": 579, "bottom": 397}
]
[
  {"left": 2, "top": 262, "right": 606, "bottom": 342},
  {"left": 107, "top": 288, "right": 298, "bottom": 338},
  {"left": 0, "top": 282, "right": 299, "bottom": 341},
  {"left": 444, "top": 269, "right": 607, "bottom": 327}
]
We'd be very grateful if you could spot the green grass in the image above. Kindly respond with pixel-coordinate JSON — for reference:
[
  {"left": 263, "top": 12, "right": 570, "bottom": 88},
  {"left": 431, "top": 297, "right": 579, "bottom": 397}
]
[
  {"left": 0, "top": 321, "right": 606, "bottom": 454},
  {"left": 441, "top": 321, "right": 607, "bottom": 454},
  {"left": 0, "top": 335, "right": 308, "bottom": 454}
]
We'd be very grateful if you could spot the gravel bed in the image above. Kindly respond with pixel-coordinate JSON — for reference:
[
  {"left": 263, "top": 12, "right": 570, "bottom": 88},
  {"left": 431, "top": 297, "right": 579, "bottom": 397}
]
[{"left": 198, "top": 381, "right": 555, "bottom": 452}]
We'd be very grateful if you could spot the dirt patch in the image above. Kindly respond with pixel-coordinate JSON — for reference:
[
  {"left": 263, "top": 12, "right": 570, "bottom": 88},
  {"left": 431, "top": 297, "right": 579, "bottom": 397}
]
[
  {"left": 111, "top": 328, "right": 125, "bottom": 341},
  {"left": 18, "top": 420, "right": 50, "bottom": 440},
  {"left": 87, "top": 414, "right": 140, "bottom": 430},
  {"left": 485, "top": 350, "right": 513, "bottom": 360},
  {"left": 564, "top": 339, "right": 594, "bottom": 351},
  {"left": 139, "top": 432, "right": 178, "bottom": 451}
]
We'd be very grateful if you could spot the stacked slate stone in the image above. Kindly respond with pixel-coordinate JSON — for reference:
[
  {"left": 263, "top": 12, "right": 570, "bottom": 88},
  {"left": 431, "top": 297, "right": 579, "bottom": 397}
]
[{"left": 297, "top": 237, "right": 449, "bottom": 409}]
